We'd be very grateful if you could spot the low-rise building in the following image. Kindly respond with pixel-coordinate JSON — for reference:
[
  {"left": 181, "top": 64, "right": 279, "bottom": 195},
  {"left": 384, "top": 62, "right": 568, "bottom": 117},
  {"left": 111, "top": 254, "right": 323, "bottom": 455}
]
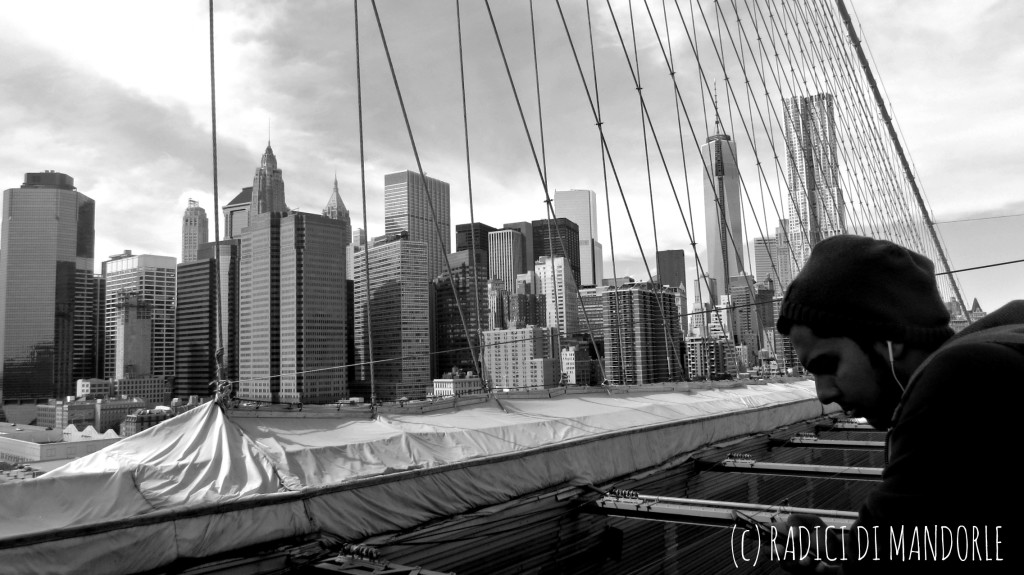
[
  {"left": 121, "top": 408, "right": 174, "bottom": 437},
  {"left": 114, "top": 377, "right": 172, "bottom": 407},
  {"left": 431, "top": 370, "right": 484, "bottom": 397},
  {"left": 36, "top": 397, "right": 146, "bottom": 434},
  {"left": 0, "top": 422, "right": 120, "bottom": 464},
  {"left": 560, "top": 344, "right": 592, "bottom": 386}
]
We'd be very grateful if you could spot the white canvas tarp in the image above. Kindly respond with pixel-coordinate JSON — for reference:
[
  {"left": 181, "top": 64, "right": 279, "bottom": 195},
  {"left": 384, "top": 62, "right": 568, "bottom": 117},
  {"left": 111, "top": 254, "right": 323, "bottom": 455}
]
[{"left": 0, "top": 381, "right": 834, "bottom": 573}]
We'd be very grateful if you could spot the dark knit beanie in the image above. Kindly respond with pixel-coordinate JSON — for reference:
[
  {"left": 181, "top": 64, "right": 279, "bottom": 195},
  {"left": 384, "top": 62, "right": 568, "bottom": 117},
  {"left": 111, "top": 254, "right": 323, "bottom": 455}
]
[{"left": 777, "top": 235, "right": 954, "bottom": 347}]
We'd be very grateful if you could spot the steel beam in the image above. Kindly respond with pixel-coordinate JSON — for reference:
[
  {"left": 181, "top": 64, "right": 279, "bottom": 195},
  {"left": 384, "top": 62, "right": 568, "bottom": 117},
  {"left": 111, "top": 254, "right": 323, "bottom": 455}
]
[
  {"left": 770, "top": 437, "right": 884, "bottom": 450},
  {"left": 587, "top": 493, "right": 857, "bottom": 529},
  {"left": 696, "top": 458, "right": 881, "bottom": 481}
]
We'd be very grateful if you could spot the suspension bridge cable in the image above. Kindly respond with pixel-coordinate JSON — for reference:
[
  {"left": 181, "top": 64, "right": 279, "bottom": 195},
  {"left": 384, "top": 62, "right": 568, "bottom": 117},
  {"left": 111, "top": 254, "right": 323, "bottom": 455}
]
[
  {"left": 637, "top": 1, "right": 773, "bottom": 348},
  {"left": 782, "top": 0, "right": 874, "bottom": 239},
  {"left": 671, "top": 0, "right": 810, "bottom": 287},
  {"left": 587, "top": 0, "right": 619, "bottom": 382},
  {"left": 354, "top": 0, "right": 377, "bottom": 406},
  {"left": 207, "top": 0, "right": 227, "bottom": 396},
  {"left": 834, "top": 0, "right": 971, "bottom": 323},
  {"left": 369, "top": 0, "right": 483, "bottom": 378},
  {"left": 532, "top": 1, "right": 606, "bottom": 383},
  {"left": 455, "top": 0, "right": 487, "bottom": 391},
  {"left": 934, "top": 257, "right": 1024, "bottom": 277},
  {"left": 556, "top": 0, "right": 687, "bottom": 379},
  {"left": 935, "top": 213, "right": 1024, "bottom": 224},
  {"left": 629, "top": 0, "right": 676, "bottom": 376}
]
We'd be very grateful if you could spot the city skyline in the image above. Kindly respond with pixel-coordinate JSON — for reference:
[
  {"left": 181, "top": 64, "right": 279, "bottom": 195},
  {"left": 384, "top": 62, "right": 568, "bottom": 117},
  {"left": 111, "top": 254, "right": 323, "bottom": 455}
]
[{"left": 0, "top": 1, "right": 1020, "bottom": 314}]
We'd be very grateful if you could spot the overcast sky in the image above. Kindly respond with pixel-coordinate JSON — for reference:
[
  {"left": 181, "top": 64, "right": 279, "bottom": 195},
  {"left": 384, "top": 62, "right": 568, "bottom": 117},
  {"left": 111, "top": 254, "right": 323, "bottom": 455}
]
[{"left": 1, "top": 0, "right": 1021, "bottom": 311}]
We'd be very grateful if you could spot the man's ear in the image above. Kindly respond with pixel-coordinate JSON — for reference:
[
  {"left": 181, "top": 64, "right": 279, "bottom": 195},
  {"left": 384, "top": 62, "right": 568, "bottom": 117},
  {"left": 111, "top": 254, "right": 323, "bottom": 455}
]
[{"left": 872, "top": 341, "right": 905, "bottom": 363}]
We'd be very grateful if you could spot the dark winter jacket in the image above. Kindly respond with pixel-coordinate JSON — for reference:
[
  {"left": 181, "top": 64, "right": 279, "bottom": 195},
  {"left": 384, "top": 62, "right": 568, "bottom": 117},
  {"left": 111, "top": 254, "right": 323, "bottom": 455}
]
[{"left": 846, "top": 300, "right": 1024, "bottom": 573}]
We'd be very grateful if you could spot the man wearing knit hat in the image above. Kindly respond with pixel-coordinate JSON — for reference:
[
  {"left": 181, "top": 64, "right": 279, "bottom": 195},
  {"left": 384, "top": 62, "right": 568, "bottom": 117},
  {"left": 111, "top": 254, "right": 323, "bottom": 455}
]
[{"left": 772, "top": 234, "right": 1024, "bottom": 573}]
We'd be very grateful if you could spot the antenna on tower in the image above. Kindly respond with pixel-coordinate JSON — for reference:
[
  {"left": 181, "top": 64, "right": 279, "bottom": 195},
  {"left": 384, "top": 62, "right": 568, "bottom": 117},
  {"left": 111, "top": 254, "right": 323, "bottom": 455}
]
[{"left": 713, "top": 80, "right": 721, "bottom": 135}]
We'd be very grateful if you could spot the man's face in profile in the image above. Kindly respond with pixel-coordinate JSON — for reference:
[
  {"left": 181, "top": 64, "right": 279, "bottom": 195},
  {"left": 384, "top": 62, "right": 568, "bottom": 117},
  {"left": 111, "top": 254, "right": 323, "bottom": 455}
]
[{"left": 789, "top": 324, "right": 900, "bottom": 430}]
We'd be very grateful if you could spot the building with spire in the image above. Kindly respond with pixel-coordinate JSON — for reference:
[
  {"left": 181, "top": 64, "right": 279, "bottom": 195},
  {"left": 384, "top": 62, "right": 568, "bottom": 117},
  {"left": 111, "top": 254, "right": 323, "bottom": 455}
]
[
  {"left": 784, "top": 94, "right": 844, "bottom": 268},
  {"left": 701, "top": 106, "right": 742, "bottom": 301},
  {"left": 237, "top": 146, "right": 346, "bottom": 404},
  {"left": 181, "top": 199, "right": 209, "bottom": 264},
  {"left": 253, "top": 142, "right": 288, "bottom": 216},
  {"left": 1, "top": 172, "right": 99, "bottom": 404},
  {"left": 322, "top": 175, "right": 352, "bottom": 247}
]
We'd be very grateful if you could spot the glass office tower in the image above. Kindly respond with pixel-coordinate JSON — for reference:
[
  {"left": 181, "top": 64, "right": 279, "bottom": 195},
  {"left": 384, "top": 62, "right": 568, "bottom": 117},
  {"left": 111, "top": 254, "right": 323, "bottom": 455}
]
[{"left": 0, "top": 172, "right": 96, "bottom": 401}]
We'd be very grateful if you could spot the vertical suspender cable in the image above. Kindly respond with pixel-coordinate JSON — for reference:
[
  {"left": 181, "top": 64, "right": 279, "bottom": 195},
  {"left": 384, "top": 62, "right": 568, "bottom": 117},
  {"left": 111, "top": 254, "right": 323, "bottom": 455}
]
[
  {"left": 587, "top": 0, "right": 619, "bottom": 384},
  {"left": 630, "top": 0, "right": 676, "bottom": 381},
  {"left": 354, "top": 0, "right": 377, "bottom": 407},
  {"left": 370, "top": 0, "right": 483, "bottom": 380},
  {"left": 207, "top": 0, "right": 227, "bottom": 399},
  {"left": 455, "top": 0, "right": 487, "bottom": 390}
]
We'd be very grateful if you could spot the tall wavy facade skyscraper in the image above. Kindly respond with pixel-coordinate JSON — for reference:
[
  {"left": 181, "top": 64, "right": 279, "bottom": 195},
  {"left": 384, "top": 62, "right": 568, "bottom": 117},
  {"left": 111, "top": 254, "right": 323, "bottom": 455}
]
[
  {"left": 784, "top": 94, "right": 845, "bottom": 268},
  {"left": 0, "top": 172, "right": 97, "bottom": 401}
]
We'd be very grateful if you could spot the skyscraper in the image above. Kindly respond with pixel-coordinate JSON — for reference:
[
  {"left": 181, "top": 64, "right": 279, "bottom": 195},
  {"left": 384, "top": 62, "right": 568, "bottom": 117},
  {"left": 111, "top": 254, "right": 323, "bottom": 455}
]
[
  {"left": 0, "top": 171, "right": 96, "bottom": 401},
  {"left": 753, "top": 236, "right": 777, "bottom": 286},
  {"left": 229, "top": 146, "right": 347, "bottom": 404},
  {"left": 102, "top": 251, "right": 177, "bottom": 380},
  {"left": 174, "top": 239, "right": 239, "bottom": 398},
  {"left": 181, "top": 199, "right": 209, "bottom": 264},
  {"left": 554, "top": 189, "right": 604, "bottom": 286},
  {"left": 533, "top": 218, "right": 581, "bottom": 287},
  {"left": 753, "top": 219, "right": 794, "bottom": 293},
  {"left": 223, "top": 187, "right": 252, "bottom": 241},
  {"left": 278, "top": 213, "right": 347, "bottom": 403},
  {"left": 353, "top": 234, "right": 430, "bottom": 401},
  {"left": 488, "top": 229, "right": 525, "bottom": 289},
  {"left": 455, "top": 222, "right": 496, "bottom": 254},
  {"left": 727, "top": 274, "right": 759, "bottom": 369},
  {"left": 322, "top": 176, "right": 352, "bottom": 250},
  {"left": 433, "top": 250, "right": 488, "bottom": 378},
  {"left": 174, "top": 256, "right": 215, "bottom": 394},
  {"left": 656, "top": 249, "right": 687, "bottom": 288},
  {"left": 784, "top": 94, "right": 844, "bottom": 268},
  {"left": 535, "top": 255, "right": 578, "bottom": 336},
  {"left": 603, "top": 283, "right": 683, "bottom": 385},
  {"left": 384, "top": 170, "right": 450, "bottom": 281},
  {"left": 238, "top": 210, "right": 347, "bottom": 404},
  {"left": 222, "top": 143, "right": 290, "bottom": 242},
  {"left": 253, "top": 142, "right": 288, "bottom": 216},
  {"left": 502, "top": 221, "right": 535, "bottom": 274},
  {"left": 701, "top": 128, "right": 742, "bottom": 300}
]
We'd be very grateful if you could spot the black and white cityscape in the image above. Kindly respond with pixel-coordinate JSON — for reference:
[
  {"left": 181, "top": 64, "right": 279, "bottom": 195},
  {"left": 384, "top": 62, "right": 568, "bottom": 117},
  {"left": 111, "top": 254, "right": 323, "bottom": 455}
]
[{"left": 0, "top": 1, "right": 1018, "bottom": 573}]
